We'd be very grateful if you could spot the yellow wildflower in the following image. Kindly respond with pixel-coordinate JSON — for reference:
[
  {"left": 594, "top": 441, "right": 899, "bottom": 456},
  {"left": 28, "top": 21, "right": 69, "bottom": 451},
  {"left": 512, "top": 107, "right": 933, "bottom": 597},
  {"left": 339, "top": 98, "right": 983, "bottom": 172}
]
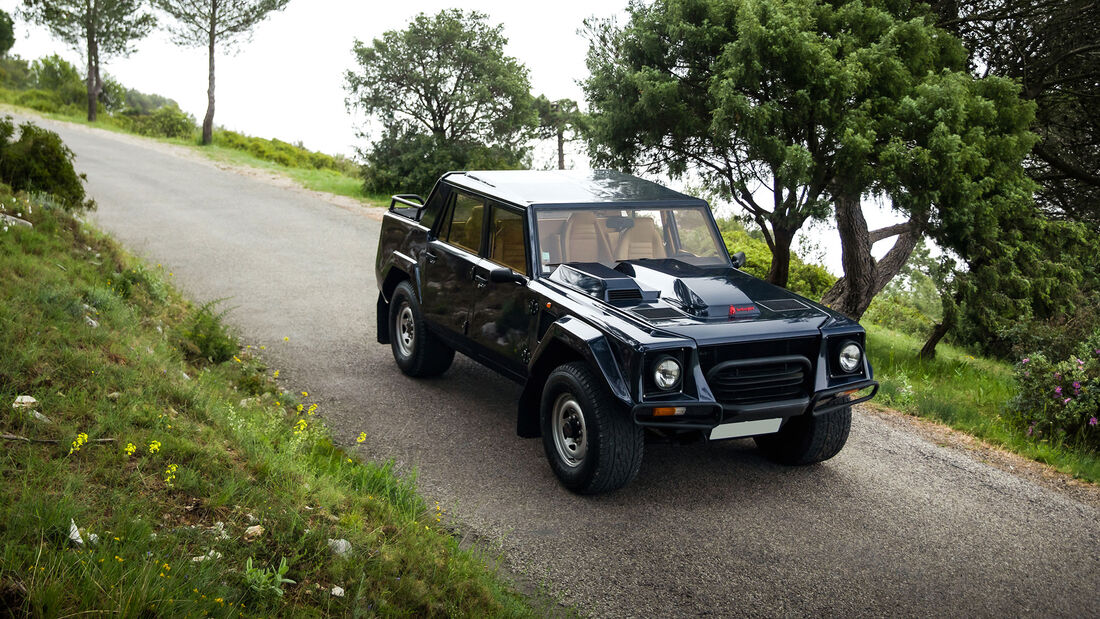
[
  {"left": 301, "top": 391, "right": 308, "bottom": 397},
  {"left": 357, "top": 432, "right": 366, "bottom": 443},
  {"left": 148, "top": 440, "right": 161, "bottom": 454},
  {"left": 123, "top": 442, "right": 136, "bottom": 456},
  {"left": 273, "top": 370, "right": 279, "bottom": 378},
  {"left": 68, "top": 432, "right": 89, "bottom": 455}
]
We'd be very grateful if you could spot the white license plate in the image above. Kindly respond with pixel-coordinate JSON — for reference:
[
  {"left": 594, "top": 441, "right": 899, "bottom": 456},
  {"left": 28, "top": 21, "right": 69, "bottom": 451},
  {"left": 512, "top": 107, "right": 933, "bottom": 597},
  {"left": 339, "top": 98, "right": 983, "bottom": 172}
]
[{"left": 709, "top": 418, "right": 782, "bottom": 440}]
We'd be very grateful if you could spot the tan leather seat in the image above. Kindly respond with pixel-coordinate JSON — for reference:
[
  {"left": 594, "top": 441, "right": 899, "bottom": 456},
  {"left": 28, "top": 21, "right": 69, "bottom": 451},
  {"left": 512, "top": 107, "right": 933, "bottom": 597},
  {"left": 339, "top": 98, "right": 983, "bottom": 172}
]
[
  {"left": 464, "top": 205, "right": 483, "bottom": 251},
  {"left": 562, "top": 211, "right": 613, "bottom": 264},
  {"left": 492, "top": 219, "right": 526, "bottom": 272},
  {"left": 615, "top": 217, "right": 666, "bottom": 260}
]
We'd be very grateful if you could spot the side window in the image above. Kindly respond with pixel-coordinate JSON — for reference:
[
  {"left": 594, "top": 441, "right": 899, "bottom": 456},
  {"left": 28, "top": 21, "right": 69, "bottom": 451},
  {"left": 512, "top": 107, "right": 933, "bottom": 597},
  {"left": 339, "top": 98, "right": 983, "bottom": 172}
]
[
  {"left": 489, "top": 206, "right": 528, "bottom": 273},
  {"left": 443, "top": 192, "right": 484, "bottom": 254},
  {"left": 420, "top": 185, "right": 450, "bottom": 231}
]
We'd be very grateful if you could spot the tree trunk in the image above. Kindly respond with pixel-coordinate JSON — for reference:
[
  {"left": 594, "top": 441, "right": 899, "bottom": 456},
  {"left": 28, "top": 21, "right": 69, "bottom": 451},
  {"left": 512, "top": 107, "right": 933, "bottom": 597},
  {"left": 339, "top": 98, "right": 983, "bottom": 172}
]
[
  {"left": 557, "top": 128, "right": 565, "bottom": 169},
  {"left": 919, "top": 287, "right": 960, "bottom": 360},
  {"left": 766, "top": 226, "right": 795, "bottom": 289},
  {"left": 202, "top": 4, "right": 217, "bottom": 145},
  {"left": 821, "top": 193, "right": 925, "bottom": 320},
  {"left": 85, "top": 11, "right": 98, "bottom": 122},
  {"left": 821, "top": 191, "right": 874, "bottom": 317}
]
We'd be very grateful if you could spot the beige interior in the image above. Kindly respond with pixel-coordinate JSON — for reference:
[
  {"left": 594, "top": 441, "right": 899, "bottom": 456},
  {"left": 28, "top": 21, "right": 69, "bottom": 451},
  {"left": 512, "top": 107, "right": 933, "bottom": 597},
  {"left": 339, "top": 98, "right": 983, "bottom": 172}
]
[
  {"left": 492, "top": 218, "right": 526, "bottom": 272},
  {"left": 614, "top": 217, "right": 666, "bottom": 260},
  {"left": 561, "top": 211, "right": 613, "bottom": 264}
]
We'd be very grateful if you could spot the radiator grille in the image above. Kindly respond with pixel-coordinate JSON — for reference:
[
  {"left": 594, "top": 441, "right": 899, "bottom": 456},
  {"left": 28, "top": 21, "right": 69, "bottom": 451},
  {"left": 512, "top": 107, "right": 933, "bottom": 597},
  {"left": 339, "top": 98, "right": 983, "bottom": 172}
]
[{"left": 706, "top": 358, "right": 810, "bottom": 405}]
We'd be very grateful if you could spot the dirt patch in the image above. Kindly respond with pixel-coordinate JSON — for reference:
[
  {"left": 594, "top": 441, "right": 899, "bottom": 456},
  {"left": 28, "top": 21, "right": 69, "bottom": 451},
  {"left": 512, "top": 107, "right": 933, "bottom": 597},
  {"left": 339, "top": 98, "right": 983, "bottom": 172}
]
[{"left": 863, "top": 403, "right": 1100, "bottom": 508}]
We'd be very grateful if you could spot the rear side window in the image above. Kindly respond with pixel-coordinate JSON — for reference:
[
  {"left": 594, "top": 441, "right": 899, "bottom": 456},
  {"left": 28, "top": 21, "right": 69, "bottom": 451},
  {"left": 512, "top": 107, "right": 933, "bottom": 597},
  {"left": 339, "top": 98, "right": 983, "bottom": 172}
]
[{"left": 441, "top": 192, "right": 484, "bottom": 254}]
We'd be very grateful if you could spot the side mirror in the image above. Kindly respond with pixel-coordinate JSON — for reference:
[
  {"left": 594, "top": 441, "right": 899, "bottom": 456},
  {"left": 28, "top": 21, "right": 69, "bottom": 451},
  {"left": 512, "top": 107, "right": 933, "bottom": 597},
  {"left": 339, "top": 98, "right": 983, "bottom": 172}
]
[
  {"left": 730, "top": 251, "right": 746, "bottom": 269},
  {"left": 489, "top": 266, "right": 525, "bottom": 284}
]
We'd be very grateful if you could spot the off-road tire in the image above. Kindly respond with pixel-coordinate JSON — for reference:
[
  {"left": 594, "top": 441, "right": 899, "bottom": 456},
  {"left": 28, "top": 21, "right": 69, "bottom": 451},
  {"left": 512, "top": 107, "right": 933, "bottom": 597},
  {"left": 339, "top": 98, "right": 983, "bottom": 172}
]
[
  {"left": 754, "top": 404, "right": 851, "bottom": 465},
  {"left": 540, "top": 362, "right": 644, "bottom": 494},
  {"left": 388, "top": 281, "right": 454, "bottom": 377}
]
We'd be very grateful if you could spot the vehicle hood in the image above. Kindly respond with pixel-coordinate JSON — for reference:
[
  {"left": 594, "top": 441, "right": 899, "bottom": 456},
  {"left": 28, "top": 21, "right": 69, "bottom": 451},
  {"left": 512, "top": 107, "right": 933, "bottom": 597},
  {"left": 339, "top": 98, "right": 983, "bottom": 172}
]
[{"left": 547, "top": 260, "right": 849, "bottom": 346}]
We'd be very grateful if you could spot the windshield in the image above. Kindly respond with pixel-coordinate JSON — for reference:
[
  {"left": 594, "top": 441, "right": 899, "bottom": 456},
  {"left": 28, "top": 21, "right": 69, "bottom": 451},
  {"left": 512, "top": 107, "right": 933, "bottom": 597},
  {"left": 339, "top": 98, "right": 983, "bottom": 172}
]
[{"left": 534, "top": 206, "right": 730, "bottom": 274}]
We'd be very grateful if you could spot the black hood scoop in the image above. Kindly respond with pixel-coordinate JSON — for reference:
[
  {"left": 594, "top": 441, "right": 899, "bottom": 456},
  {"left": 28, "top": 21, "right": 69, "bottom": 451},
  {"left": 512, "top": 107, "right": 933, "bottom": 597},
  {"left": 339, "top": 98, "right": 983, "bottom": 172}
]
[{"left": 549, "top": 262, "right": 659, "bottom": 306}]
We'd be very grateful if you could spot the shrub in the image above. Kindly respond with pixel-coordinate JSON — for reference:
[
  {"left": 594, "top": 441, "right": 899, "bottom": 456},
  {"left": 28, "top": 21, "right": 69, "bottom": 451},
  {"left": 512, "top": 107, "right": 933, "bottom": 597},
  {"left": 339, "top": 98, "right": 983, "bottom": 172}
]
[
  {"left": 29, "top": 54, "right": 85, "bottom": 106},
  {"left": 176, "top": 300, "right": 238, "bottom": 364},
  {"left": 120, "top": 105, "right": 196, "bottom": 139},
  {"left": 863, "top": 294, "right": 936, "bottom": 338},
  {"left": 0, "top": 116, "right": 89, "bottom": 209},
  {"left": 1011, "top": 330, "right": 1100, "bottom": 451},
  {"left": 14, "top": 88, "right": 63, "bottom": 113},
  {"left": 213, "top": 129, "right": 358, "bottom": 175},
  {"left": 0, "top": 56, "right": 32, "bottom": 90}
]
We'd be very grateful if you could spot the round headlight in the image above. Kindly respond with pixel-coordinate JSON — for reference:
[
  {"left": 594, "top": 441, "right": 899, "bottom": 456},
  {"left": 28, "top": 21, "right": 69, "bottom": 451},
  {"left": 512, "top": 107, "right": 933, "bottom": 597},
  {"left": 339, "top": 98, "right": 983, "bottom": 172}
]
[
  {"left": 838, "top": 342, "right": 863, "bottom": 373},
  {"left": 653, "top": 357, "right": 682, "bottom": 390}
]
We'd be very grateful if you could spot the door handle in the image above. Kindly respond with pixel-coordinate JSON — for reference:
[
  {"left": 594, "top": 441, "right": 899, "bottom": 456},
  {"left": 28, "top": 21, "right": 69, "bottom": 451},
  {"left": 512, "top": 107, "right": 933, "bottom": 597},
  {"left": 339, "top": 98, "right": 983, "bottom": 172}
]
[
  {"left": 425, "top": 250, "right": 438, "bottom": 264},
  {"left": 473, "top": 273, "right": 489, "bottom": 288}
]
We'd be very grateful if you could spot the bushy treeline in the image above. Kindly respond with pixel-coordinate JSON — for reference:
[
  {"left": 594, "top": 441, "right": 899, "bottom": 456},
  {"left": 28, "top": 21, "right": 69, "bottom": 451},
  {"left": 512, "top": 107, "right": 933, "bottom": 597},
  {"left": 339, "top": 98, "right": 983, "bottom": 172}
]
[
  {"left": 0, "top": 54, "right": 356, "bottom": 175},
  {"left": 0, "top": 115, "right": 91, "bottom": 210}
]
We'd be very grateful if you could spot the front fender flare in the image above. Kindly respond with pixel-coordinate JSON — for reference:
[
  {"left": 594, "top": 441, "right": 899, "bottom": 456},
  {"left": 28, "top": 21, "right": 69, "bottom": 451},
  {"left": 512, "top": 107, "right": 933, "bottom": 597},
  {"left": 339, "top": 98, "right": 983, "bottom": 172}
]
[{"left": 516, "top": 316, "right": 631, "bottom": 437}]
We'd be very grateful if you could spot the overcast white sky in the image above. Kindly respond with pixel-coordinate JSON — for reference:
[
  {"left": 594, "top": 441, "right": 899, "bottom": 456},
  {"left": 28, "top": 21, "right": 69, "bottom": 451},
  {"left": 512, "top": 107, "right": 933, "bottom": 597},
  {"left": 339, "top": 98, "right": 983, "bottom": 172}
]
[{"left": 2, "top": 0, "right": 904, "bottom": 273}]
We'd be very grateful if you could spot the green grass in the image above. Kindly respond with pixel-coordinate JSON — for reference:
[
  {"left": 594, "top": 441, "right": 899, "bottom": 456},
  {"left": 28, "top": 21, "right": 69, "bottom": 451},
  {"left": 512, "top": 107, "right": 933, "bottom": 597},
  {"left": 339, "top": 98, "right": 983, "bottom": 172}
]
[
  {"left": 867, "top": 325, "right": 1100, "bottom": 483},
  {"left": 0, "top": 187, "right": 535, "bottom": 616}
]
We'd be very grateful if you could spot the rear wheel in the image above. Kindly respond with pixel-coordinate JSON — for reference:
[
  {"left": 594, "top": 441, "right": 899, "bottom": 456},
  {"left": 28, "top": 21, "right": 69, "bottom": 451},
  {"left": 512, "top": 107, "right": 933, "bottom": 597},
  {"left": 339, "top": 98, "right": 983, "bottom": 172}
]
[
  {"left": 388, "top": 281, "right": 454, "bottom": 377},
  {"left": 540, "top": 362, "right": 643, "bottom": 494},
  {"left": 754, "top": 404, "right": 851, "bottom": 465}
]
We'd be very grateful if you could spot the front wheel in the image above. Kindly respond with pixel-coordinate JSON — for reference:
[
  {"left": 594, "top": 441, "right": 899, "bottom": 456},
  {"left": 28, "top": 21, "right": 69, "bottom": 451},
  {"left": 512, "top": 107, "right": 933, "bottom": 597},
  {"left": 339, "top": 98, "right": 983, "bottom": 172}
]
[
  {"left": 540, "top": 362, "right": 644, "bottom": 494},
  {"left": 754, "top": 404, "right": 851, "bottom": 465},
  {"left": 388, "top": 281, "right": 454, "bottom": 377}
]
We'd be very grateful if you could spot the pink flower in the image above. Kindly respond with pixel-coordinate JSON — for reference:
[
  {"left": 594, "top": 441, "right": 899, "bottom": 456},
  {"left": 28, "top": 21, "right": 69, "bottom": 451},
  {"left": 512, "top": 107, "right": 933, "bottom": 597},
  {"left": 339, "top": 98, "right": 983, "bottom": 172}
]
[
  {"left": 1076, "top": 358, "right": 1085, "bottom": 366},
  {"left": 1055, "top": 386, "right": 1062, "bottom": 395},
  {"left": 1090, "top": 417, "right": 1098, "bottom": 426},
  {"left": 1063, "top": 398, "right": 1071, "bottom": 405},
  {"left": 1027, "top": 423, "right": 1035, "bottom": 436},
  {"left": 1022, "top": 358, "right": 1030, "bottom": 364}
]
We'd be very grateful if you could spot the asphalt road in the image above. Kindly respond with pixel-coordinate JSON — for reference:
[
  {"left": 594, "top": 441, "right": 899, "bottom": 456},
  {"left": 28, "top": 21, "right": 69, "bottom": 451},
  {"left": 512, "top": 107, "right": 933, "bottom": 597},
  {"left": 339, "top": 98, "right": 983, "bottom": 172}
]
[{"left": 22, "top": 114, "right": 1099, "bottom": 617}]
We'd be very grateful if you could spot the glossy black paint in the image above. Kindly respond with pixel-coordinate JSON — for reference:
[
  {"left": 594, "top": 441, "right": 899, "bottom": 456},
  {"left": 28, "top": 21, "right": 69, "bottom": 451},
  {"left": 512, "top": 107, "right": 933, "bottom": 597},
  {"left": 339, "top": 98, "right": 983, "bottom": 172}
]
[{"left": 376, "top": 170, "right": 877, "bottom": 439}]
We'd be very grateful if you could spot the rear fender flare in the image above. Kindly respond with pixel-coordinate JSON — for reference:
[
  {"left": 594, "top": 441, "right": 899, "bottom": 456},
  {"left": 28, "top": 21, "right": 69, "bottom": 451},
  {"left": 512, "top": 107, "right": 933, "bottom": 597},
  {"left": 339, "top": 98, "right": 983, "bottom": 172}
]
[{"left": 376, "top": 254, "right": 420, "bottom": 344}]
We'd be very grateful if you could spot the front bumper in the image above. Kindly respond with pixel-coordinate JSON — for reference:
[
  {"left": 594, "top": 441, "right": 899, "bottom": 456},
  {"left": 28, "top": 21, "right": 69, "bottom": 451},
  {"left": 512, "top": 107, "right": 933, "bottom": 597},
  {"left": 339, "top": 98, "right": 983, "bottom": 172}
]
[{"left": 630, "top": 378, "right": 878, "bottom": 432}]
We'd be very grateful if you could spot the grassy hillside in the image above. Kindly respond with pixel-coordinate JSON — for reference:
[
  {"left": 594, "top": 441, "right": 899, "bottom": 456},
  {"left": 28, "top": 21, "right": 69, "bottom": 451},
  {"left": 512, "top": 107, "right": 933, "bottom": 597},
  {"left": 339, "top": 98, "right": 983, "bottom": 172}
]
[{"left": 0, "top": 187, "right": 534, "bottom": 616}]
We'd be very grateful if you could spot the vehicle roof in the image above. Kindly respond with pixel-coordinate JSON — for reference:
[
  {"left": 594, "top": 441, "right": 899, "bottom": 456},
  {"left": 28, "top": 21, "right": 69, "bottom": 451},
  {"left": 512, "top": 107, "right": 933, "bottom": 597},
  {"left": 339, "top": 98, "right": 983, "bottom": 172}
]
[{"left": 442, "top": 170, "right": 708, "bottom": 209}]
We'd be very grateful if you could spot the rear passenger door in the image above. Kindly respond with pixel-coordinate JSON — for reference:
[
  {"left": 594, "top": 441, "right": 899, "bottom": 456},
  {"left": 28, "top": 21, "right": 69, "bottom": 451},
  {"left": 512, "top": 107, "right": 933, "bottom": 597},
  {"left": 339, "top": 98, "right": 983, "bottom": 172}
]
[
  {"left": 468, "top": 204, "right": 536, "bottom": 378},
  {"left": 420, "top": 190, "right": 484, "bottom": 339}
]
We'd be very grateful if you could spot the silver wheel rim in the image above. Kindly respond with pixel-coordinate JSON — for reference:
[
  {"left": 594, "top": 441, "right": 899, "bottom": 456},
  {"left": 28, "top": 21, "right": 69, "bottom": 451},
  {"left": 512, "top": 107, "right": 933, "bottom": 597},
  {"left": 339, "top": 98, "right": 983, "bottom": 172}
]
[
  {"left": 396, "top": 303, "right": 415, "bottom": 358},
  {"left": 552, "top": 393, "right": 588, "bottom": 468}
]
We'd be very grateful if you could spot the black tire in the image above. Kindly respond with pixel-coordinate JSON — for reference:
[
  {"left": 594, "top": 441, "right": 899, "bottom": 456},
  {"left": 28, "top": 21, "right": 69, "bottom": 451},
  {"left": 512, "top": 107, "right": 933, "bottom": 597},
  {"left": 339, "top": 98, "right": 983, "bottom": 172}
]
[
  {"left": 754, "top": 404, "right": 851, "bottom": 465},
  {"left": 540, "top": 362, "right": 644, "bottom": 494},
  {"left": 388, "top": 281, "right": 454, "bottom": 377}
]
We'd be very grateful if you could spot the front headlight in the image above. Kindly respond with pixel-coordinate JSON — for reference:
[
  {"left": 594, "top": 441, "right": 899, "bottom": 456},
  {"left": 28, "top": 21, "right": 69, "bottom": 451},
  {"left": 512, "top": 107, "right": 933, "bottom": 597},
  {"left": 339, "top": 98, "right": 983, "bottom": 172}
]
[
  {"left": 653, "top": 356, "right": 682, "bottom": 390},
  {"left": 838, "top": 342, "right": 863, "bottom": 373}
]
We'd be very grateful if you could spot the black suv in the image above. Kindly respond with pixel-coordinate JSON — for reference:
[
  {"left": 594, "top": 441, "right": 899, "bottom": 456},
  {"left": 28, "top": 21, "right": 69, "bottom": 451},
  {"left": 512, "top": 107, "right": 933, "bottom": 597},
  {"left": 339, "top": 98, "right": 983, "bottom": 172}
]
[{"left": 375, "top": 170, "right": 877, "bottom": 493}]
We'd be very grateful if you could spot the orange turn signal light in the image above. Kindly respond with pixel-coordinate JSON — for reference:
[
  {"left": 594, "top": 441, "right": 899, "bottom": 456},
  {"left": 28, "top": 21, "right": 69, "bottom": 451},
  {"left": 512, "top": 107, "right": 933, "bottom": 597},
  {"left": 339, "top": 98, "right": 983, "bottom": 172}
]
[
  {"left": 841, "top": 389, "right": 859, "bottom": 397},
  {"left": 653, "top": 406, "right": 687, "bottom": 417}
]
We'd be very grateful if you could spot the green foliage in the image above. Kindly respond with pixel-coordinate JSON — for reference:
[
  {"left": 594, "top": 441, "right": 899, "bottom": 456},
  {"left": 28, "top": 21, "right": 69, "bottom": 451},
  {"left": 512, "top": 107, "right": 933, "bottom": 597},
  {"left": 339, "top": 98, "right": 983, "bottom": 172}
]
[
  {"left": 361, "top": 126, "right": 526, "bottom": 197},
  {"left": 21, "top": 0, "right": 156, "bottom": 120},
  {"left": 120, "top": 105, "right": 196, "bottom": 139},
  {"left": 716, "top": 218, "right": 835, "bottom": 300},
  {"left": 29, "top": 54, "right": 85, "bottom": 106},
  {"left": 346, "top": 9, "right": 535, "bottom": 195},
  {"left": 582, "top": 0, "right": 1038, "bottom": 312},
  {"left": 0, "top": 9, "right": 15, "bottom": 58},
  {"left": 213, "top": 129, "right": 357, "bottom": 175},
  {"left": 243, "top": 556, "right": 295, "bottom": 599},
  {"left": 0, "top": 116, "right": 88, "bottom": 209},
  {"left": 176, "top": 300, "right": 237, "bottom": 364},
  {"left": 1011, "top": 331, "right": 1100, "bottom": 451},
  {"left": 13, "top": 88, "right": 66, "bottom": 113},
  {"left": 0, "top": 55, "right": 32, "bottom": 89},
  {"left": 863, "top": 294, "right": 936, "bottom": 337}
]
